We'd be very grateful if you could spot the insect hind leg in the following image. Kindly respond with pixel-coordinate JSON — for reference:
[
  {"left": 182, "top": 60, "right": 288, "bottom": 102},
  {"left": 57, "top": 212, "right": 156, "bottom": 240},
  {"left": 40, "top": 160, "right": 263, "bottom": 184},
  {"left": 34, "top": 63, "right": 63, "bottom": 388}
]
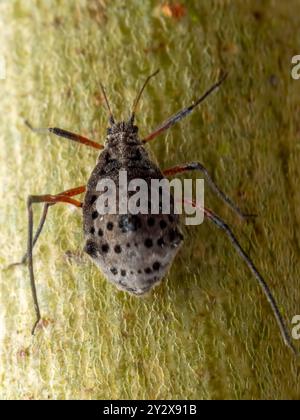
[
  {"left": 203, "top": 204, "right": 297, "bottom": 355},
  {"left": 17, "top": 186, "right": 85, "bottom": 335},
  {"left": 7, "top": 203, "right": 52, "bottom": 268}
]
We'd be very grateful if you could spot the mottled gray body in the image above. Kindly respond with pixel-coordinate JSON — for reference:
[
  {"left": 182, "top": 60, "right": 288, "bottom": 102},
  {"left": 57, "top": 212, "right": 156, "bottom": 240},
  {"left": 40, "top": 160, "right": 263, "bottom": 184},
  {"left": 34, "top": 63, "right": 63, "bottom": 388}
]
[{"left": 82, "top": 122, "right": 183, "bottom": 295}]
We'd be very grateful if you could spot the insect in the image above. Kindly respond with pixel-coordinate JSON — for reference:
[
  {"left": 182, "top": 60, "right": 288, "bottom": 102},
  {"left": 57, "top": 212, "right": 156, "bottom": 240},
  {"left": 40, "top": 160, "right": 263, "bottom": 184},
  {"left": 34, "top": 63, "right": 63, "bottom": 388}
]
[{"left": 10, "top": 70, "right": 297, "bottom": 355}]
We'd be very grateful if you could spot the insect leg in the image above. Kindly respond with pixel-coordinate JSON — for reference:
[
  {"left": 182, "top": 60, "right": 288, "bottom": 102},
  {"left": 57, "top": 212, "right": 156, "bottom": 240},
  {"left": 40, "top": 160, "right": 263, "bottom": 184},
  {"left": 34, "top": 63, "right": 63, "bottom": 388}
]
[
  {"left": 200, "top": 204, "right": 297, "bottom": 355},
  {"left": 8, "top": 203, "right": 51, "bottom": 268},
  {"left": 26, "top": 186, "right": 85, "bottom": 335},
  {"left": 142, "top": 73, "right": 227, "bottom": 144},
  {"left": 25, "top": 120, "right": 104, "bottom": 150},
  {"left": 9, "top": 186, "right": 86, "bottom": 267},
  {"left": 164, "top": 162, "right": 255, "bottom": 220}
]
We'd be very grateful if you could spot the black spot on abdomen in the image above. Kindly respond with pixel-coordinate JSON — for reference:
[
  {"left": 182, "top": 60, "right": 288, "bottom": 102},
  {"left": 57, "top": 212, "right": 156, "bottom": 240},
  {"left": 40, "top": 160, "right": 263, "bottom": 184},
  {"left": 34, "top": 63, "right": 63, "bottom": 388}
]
[{"left": 84, "top": 241, "right": 98, "bottom": 257}]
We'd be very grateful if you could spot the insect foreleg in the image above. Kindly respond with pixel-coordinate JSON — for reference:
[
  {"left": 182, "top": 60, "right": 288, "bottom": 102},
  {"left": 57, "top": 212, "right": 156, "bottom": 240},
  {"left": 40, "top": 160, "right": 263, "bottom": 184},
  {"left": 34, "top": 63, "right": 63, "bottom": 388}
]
[{"left": 25, "top": 120, "right": 103, "bottom": 150}]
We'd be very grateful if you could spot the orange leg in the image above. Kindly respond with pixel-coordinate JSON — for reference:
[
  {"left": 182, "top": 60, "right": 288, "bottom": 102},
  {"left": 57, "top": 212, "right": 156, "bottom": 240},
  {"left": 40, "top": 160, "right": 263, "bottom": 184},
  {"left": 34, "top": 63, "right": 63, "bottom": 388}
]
[
  {"left": 25, "top": 120, "right": 104, "bottom": 150},
  {"left": 163, "top": 162, "right": 256, "bottom": 220},
  {"left": 10, "top": 186, "right": 86, "bottom": 268},
  {"left": 25, "top": 186, "right": 85, "bottom": 335}
]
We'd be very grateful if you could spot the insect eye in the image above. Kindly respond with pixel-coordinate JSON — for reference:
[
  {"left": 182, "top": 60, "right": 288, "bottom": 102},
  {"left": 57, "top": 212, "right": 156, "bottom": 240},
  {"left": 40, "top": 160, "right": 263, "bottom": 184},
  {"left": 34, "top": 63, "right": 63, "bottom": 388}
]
[
  {"left": 106, "top": 128, "right": 112, "bottom": 135},
  {"left": 132, "top": 125, "right": 138, "bottom": 133}
]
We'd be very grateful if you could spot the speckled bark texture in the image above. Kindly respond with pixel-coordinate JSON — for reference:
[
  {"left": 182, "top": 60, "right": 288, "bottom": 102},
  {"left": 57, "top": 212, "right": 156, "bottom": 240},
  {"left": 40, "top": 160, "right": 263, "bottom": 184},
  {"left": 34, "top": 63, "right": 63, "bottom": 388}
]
[{"left": 1, "top": 0, "right": 300, "bottom": 400}]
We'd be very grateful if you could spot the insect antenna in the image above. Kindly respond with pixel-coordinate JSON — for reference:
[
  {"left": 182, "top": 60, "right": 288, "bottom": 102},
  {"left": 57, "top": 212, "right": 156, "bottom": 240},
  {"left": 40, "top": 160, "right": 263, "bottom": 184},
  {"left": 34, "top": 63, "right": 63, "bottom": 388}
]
[
  {"left": 100, "top": 83, "right": 115, "bottom": 125},
  {"left": 129, "top": 69, "right": 160, "bottom": 124}
]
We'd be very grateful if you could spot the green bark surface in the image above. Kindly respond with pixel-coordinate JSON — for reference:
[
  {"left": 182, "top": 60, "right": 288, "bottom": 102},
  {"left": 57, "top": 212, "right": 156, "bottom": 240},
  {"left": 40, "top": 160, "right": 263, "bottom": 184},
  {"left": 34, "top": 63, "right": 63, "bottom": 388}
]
[{"left": 1, "top": 0, "right": 300, "bottom": 399}]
